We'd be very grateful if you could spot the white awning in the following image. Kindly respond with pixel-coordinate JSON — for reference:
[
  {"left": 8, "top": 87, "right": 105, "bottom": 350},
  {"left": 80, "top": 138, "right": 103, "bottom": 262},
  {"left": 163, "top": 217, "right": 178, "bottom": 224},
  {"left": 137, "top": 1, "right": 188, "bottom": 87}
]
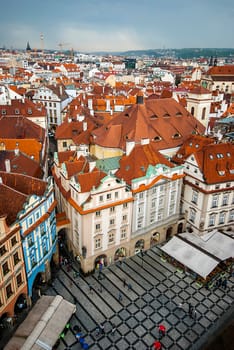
[
  {"left": 5, "top": 295, "right": 76, "bottom": 350},
  {"left": 161, "top": 236, "right": 219, "bottom": 279},
  {"left": 180, "top": 230, "right": 234, "bottom": 261}
]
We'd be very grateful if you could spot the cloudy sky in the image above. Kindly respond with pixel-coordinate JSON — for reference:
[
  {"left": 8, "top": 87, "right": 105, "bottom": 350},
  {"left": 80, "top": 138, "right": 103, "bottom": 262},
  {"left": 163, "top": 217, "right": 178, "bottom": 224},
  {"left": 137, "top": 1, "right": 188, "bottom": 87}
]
[{"left": 0, "top": 0, "right": 233, "bottom": 52}]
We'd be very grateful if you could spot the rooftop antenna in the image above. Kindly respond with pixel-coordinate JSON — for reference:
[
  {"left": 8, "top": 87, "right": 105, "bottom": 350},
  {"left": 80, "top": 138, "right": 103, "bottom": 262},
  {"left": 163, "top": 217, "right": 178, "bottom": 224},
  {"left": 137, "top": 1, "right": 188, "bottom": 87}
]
[{"left": 40, "top": 33, "right": 44, "bottom": 54}]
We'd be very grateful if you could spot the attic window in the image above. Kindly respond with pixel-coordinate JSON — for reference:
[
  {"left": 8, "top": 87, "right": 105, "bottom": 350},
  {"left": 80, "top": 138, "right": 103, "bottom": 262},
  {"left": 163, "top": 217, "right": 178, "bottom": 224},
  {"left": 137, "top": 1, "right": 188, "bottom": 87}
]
[
  {"left": 218, "top": 170, "right": 225, "bottom": 176},
  {"left": 15, "top": 109, "right": 20, "bottom": 114},
  {"left": 150, "top": 114, "right": 158, "bottom": 119},
  {"left": 173, "top": 133, "right": 181, "bottom": 139},
  {"left": 176, "top": 111, "right": 182, "bottom": 116},
  {"left": 154, "top": 136, "right": 161, "bottom": 141},
  {"left": 177, "top": 154, "right": 183, "bottom": 159},
  {"left": 227, "top": 152, "right": 231, "bottom": 157},
  {"left": 163, "top": 112, "right": 170, "bottom": 117},
  {"left": 125, "top": 135, "right": 129, "bottom": 140},
  {"left": 189, "top": 142, "right": 193, "bottom": 147},
  {"left": 125, "top": 165, "right": 130, "bottom": 171},
  {"left": 195, "top": 144, "right": 199, "bottom": 148},
  {"left": 216, "top": 153, "right": 223, "bottom": 159},
  {"left": 209, "top": 154, "right": 214, "bottom": 159},
  {"left": 28, "top": 108, "right": 32, "bottom": 114},
  {"left": 1, "top": 109, "right": 6, "bottom": 115},
  {"left": 140, "top": 166, "right": 145, "bottom": 172},
  {"left": 125, "top": 113, "right": 129, "bottom": 117}
]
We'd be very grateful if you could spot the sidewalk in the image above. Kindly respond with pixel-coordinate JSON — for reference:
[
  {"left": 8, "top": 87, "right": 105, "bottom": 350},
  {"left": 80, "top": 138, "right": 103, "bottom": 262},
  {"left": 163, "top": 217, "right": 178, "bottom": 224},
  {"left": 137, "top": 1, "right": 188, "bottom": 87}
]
[{"left": 40, "top": 247, "right": 234, "bottom": 349}]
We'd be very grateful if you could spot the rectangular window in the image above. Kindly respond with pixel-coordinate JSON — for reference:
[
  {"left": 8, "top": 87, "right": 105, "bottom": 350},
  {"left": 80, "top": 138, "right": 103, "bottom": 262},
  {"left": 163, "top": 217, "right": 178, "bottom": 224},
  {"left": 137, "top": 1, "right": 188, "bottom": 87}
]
[
  {"left": 30, "top": 251, "right": 36, "bottom": 267},
  {"left": 159, "top": 197, "right": 164, "bottom": 207},
  {"left": 152, "top": 199, "right": 156, "bottom": 208},
  {"left": 16, "top": 273, "right": 23, "bottom": 287},
  {"left": 219, "top": 212, "right": 225, "bottom": 225},
  {"left": 157, "top": 209, "right": 163, "bottom": 221},
  {"left": 107, "top": 193, "right": 111, "bottom": 200},
  {"left": 95, "top": 238, "right": 101, "bottom": 249},
  {"left": 122, "top": 215, "right": 127, "bottom": 222},
  {"left": 3, "top": 262, "right": 10, "bottom": 276},
  {"left": 211, "top": 195, "right": 219, "bottom": 208},
  {"left": 62, "top": 141, "right": 67, "bottom": 148},
  {"left": 209, "top": 214, "right": 216, "bottom": 227},
  {"left": 123, "top": 203, "right": 128, "bottom": 209},
  {"left": 110, "top": 219, "right": 115, "bottom": 226},
  {"left": 11, "top": 236, "right": 17, "bottom": 247},
  {"left": 99, "top": 195, "right": 103, "bottom": 202},
  {"left": 121, "top": 229, "right": 126, "bottom": 239},
  {"left": 115, "top": 192, "right": 118, "bottom": 199},
  {"left": 110, "top": 207, "right": 115, "bottom": 213},
  {"left": 13, "top": 252, "right": 20, "bottom": 265},
  {"left": 189, "top": 209, "right": 196, "bottom": 223},
  {"left": 222, "top": 193, "right": 229, "bottom": 206},
  {"left": 0, "top": 245, "right": 7, "bottom": 256},
  {"left": 192, "top": 190, "right": 198, "bottom": 204},
  {"left": 139, "top": 193, "right": 144, "bottom": 199},
  {"left": 95, "top": 223, "right": 101, "bottom": 231},
  {"left": 229, "top": 210, "right": 234, "bottom": 222},
  {"left": 95, "top": 211, "right": 101, "bottom": 217},
  {"left": 108, "top": 233, "right": 114, "bottom": 243},
  {"left": 6, "top": 284, "right": 13, "bottom": 299}
]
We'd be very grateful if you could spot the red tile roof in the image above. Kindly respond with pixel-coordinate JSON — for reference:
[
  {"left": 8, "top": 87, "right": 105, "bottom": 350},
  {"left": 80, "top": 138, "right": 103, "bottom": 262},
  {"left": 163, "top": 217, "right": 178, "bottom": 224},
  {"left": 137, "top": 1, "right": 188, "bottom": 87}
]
[
  {"left": 0, "top": 150, "right": 43, "bottom": 178},
  {"left": 116, "top": 143, "right": 174, "bottom": 185},
  {"left": 74, "top": 169, "right": 106, "bottom": 192},
  {"left": 207, "top": 65, "right": 234, "bottom": 76},
  {"left": 92, "top": 97, "right": 205, "bottom": 152}
]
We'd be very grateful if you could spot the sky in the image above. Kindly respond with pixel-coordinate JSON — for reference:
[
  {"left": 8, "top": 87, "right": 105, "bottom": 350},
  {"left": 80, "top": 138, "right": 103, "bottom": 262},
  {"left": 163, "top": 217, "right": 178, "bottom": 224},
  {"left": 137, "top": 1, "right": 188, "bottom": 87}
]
[{"left": 0, "top": 0, "right": 234, "bottom": 52}]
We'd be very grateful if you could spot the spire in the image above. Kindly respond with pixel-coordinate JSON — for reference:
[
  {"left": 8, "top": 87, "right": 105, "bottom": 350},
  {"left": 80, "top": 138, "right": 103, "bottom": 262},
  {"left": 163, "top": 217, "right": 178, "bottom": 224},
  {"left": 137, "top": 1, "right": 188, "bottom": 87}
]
[{"left": 26, "top": 41, "right": 31, "bottom": 51}]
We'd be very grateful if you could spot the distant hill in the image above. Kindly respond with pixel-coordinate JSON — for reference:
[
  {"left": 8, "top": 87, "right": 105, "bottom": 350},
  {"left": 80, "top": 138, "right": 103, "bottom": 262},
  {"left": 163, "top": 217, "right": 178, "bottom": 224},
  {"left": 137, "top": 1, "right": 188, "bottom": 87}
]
[{"left": 90, "top": 48, "right": 234, "bottom": 59}]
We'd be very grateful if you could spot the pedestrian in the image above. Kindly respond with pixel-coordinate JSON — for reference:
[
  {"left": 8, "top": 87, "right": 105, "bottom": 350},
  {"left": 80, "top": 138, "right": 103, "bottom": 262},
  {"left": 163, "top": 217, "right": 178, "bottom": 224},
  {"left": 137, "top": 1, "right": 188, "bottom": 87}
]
[
  {"left": 99, "top": 285, "right": 103, "bottom": 293},
  {"left": 153, "top": 340, "right": 162, "bottom": 350},
  {"left": 158, "top": 324, "right": 166, "bottom": 338},
  {"left": 89, "top": 284, "right": 93, "bottom": 294},
  {"left": 69, "top": 280, "right": 73, "bottom": 288},
  {"left": 128, "top": 283, "right": 132, "bottom": 291},
  {"left": 222, "top": 279, "right": 227, "bottom": 289},
  {"left": 111, "top": 323, "right": 116, "bottom": 335},
  {"left": 123, "top": 279, "right": 126, "bottom": 287},
  {"left": 118, "top": 292, "right": 123, "bottom": 301},
  {"left": 188, "top": 303, "right": 193, "bottom": 317},
  {"left": 100, "top": 323, "right": 104, "bottom": 334}
]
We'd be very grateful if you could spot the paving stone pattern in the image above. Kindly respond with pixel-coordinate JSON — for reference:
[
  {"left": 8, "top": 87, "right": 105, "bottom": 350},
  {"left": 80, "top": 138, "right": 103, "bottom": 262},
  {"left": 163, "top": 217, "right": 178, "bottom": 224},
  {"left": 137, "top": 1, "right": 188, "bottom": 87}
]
[{"left": 45, "top": 247, "right": 234, "bottom": 350}]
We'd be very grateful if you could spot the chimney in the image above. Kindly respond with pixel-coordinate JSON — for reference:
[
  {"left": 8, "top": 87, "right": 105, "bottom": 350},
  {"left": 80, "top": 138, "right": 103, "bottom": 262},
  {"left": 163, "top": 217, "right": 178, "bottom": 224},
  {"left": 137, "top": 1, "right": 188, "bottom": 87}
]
[
  {"left": 136, "top": 95, "right": 144, "bottom": 104},
  {"left": 88, "top": 98, "right": 93, "bottom": 110},
  {"left": 141, "top": 138, "right": 149, "bottom": 145},
  {"left": 5, "top": 159, "right": 11, "bottom": 172},
  {"left": 59, "top": 85, "right": 63, "bottom": 96},
  {"left": 83, "top": 121, "right": 87, "bottom": 131},
  {"left": 126, "top": 140, "right": 135, "bottom": 156}
]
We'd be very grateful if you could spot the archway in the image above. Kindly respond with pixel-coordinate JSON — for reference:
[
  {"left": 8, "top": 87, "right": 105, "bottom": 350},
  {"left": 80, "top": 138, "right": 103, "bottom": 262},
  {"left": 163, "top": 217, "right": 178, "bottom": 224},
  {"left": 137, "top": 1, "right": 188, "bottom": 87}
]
[
  {"left": 31, "top": 272, "right": 44, "bottom": 304},
  {"left": 134, "top": 239, "right": 145, "bottom": 254},
  {"left": 94, "top": 254, "right": 108, "bottom": 270},
  {"left": 177, "top": 223, "right": 183, "bottom": 234},
  {"left": 114, "top": 247, "right": 127, "bottom": 261},
  {"left": 14, "top": 294, "right": 27, "bottom": 315},
  {"left": 166, "top": 227, "right": 173, "bottom": 240},
  {"left": 150, "top": 232, "right": 160, "bottom": 247}
]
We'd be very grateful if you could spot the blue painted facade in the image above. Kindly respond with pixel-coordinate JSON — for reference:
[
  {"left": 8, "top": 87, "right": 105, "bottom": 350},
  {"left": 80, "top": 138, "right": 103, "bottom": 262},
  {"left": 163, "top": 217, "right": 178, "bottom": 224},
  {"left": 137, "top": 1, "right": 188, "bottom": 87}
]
[{"left": 17, "top": 177, "right": 57, "bottom": 296}]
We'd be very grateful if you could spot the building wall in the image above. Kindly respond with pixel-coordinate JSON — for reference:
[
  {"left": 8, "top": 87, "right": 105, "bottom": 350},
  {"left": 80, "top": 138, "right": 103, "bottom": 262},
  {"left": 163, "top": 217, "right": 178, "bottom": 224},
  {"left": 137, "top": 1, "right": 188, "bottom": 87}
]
[{"left": 0, "top": 221, "right": 27, "bottom": 317}]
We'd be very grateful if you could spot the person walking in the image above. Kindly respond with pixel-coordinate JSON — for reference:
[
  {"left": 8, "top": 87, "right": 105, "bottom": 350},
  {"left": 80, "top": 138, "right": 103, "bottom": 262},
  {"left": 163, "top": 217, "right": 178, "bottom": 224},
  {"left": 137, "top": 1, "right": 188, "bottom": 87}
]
[
  {"left": 128, "top": 283, "right": 132, "bottom": 291},
  {"left": 158, "top": 324, "right": 166, "bottom": 338},
  {"left": 111, "top": 323, "right": 116, "bottom": 335},
  {"left": 123, "top": 279, "right": 126, "bottom": 287},
  {"left": 153, "top": 340, "right": 162, "bottom": 350},
  {"left": 100, "top": 323, "right": 105, "bottom": 334},
  {"left": 118, "top": 292, "right": 123, "bottom": 301}
]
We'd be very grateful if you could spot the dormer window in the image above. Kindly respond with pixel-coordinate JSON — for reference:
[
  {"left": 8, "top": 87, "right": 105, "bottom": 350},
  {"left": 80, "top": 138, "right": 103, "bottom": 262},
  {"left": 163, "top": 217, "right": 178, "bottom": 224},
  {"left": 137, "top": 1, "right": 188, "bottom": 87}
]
[
  {"left": 163, "top": 112, "right": 170, "bottom": 117},
  {"left": 150, "top": 114, "right": 158, "bottom": 119},
  {"left": 28, "top": 108, "right": 32, "bottom": 114},
  {"left": 154, "top": 135, "right": 161, "bottom": 141},
  {"left": 1, "top": 109, "right": 6, "bottom": 115},
  {"left": 173, "top": 133, "right": 181, "bottom": 139},
  {"left": 218, "top": 170, "right": 225, "bottom": 176},
  {"left": 216, "top": 153, "right": 223, "bottom": 159},
  {"left": 15, "top": 109, "right": 20, "bottom": 114},
  {"left": 176, "top": 111, "right": 182, "bottom": 116}
]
